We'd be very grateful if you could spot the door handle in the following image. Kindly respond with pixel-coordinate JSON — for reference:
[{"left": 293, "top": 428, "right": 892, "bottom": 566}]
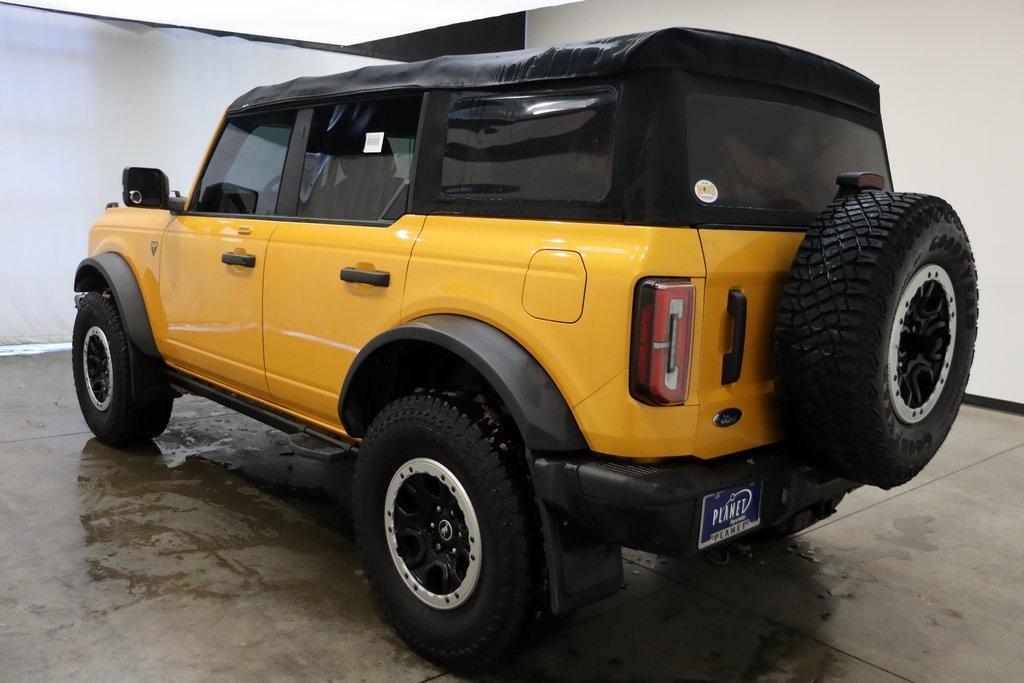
[
  {"left": 341, "top": 267, "right": 390, "bottom": 287},
  {"left": 721, "top": 288, "right": 747, "bottom": 385},
  {"left": 222, "top": 252, "right": 256, "bottom": 268}
]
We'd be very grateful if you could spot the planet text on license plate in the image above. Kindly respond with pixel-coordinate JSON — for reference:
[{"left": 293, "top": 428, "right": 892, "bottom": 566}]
[{"left": 698, "top": 480, "right": 763, "bottom": 549}]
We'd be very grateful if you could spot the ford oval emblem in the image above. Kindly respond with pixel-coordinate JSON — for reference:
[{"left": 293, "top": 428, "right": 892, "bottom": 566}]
[{"left": 714, "top": 408, "right": 742, "bottom": 428}]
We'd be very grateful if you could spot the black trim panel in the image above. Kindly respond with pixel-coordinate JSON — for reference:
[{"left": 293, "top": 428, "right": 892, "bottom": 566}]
[
  {"left": 339, "top": 314, "right": 587, "bottom": 452},
  {"left": 963, "top": 393, "right": 1024, "bottom": 416},
  {"left": 721, "top": 288, "right": 747, "bottom": 384},
  {"left": 534, "top": 446, "right": 856, "bottom": 557},
  {"left": 5, "top": 4, "right": 525, "bottom": 63},
  {"left": 275, "top": 107, "right": 313, "bottom": 217},
  {"left": 165, "top": 367, "right": 351, "bottom": 448},
  {"left": 347, "top": 12, "right": 525, "bottom": 62},
  {"left": 177, "top": 211, "right": 397, "bottom": 229}
]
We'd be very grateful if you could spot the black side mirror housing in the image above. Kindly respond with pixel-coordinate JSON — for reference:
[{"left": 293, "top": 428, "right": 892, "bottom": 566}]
[
  {"left": 168, "top": 191, "right": 187, "bottom": 212},
  {"left": 122, "top": 167, "right": 170, "bottom": 209}
]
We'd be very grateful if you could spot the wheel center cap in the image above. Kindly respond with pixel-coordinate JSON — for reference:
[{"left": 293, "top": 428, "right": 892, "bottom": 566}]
[{"left": 438, "top": 519, "right": 453, "bottom": 541}]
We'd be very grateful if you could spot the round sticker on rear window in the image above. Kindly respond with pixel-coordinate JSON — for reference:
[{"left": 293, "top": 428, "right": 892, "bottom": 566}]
[{"left": 694, "top": 179, "right": 719, "bottom": 204}]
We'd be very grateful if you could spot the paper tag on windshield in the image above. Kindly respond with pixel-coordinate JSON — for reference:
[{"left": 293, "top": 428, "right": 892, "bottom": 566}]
[{"left": 363, "top": 132, "right": 385, "bottom": 153}]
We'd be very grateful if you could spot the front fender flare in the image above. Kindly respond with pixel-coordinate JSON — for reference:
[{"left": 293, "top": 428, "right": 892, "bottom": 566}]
[
  {"left": 339, "top": 315, "right": 587, "bottom": 452},
  {"left": 74, "top": 252, "right": 159, "bottom": 358},
  {"left": 74, "top": 252, "right": 168, "bottom": 400}
]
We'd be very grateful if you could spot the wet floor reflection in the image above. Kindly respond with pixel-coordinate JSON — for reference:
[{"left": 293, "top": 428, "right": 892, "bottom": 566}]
[
  {"left": 76, "top": 435, "right": 372, "bottom": 615},
  {"left": 6, "top": 353, "right": 1019, "bottom": 679},
  {"left": 72, "top": 413, "right": 853, "bottom": 681}
]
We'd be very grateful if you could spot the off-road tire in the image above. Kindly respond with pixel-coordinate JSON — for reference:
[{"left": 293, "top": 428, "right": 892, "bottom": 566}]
[
  {"left": 774, "top": 191, "right": 978, "bottom": 489},
  {"left": 353, "top": 393, "right": 545, "bottom": 669},
  {"left": 72, "top": 292, "right": 173, "bottom": 445}
]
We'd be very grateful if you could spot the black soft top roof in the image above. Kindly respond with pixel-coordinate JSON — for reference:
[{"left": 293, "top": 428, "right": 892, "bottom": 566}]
[{"left": 229, "top": 27, "right": 879, "bottom": 115}]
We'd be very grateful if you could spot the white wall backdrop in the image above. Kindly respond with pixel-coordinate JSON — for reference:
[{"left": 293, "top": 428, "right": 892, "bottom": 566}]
[
  {"left": 0, "top": 4, "right": 389, "bottom": 344},
  {"left": 528, "top": 0, "right": 1024, "bottom": 403}
]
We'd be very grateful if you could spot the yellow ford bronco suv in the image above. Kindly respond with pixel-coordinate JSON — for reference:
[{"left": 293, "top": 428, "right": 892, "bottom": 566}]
[{"left": 73, "top": 28, "right": 978, "bottom": 667}]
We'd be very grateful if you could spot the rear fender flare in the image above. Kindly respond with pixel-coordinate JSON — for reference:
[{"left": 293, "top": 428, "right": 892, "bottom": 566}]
[
  {"left": 339, "top": 314, "right": 586, "bottom": 453},
  {"left": 340, "top": 315, "right": 621, "bottom": 614}
]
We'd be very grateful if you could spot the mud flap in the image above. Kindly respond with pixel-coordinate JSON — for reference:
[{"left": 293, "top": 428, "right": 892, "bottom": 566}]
[
  {"left": 541, "top": 506, "right": 623, "bottom": 614},
  {"left": 528, "top": 448, "right": 622, "bottom": 614}
]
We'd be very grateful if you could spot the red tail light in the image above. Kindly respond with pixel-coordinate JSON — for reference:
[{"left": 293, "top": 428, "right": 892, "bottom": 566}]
[{"left": 630, "top": 278, "right": 696, "bottom": 405}]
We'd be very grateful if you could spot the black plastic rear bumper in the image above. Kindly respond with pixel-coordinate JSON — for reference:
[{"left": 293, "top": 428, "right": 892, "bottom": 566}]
[{"left": 533, "top": 445, "right": 855, "bottom": 558}]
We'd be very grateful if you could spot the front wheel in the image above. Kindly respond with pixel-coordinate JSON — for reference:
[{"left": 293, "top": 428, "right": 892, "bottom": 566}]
[
  {"left": 72, "top": 292, "right": 173, "bottom": 445},
  {"left": 353, "top": 394, "right": 544, "bottom": 669}
]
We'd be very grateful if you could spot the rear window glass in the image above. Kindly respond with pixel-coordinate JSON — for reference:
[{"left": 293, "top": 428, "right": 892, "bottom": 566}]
[
  {"left": 441, "top": 88, "right": 616, "bottom": 203},
  {"left": 686, "top": 94, "right": 889, "bottom": 213}
]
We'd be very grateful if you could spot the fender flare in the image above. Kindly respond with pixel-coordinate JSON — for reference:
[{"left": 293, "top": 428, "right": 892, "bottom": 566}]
[
  {"left": 74, "top": 253, "right": 159, "bottom": 358},
  {"left": 74, "top": 253, "right": 169, "bottom": 400},
  {"left": 340, "top": 315, "right": 620, "bottom": 614},
  {"left": 339, "top": 314, "right": 587, "bottom": 452}
]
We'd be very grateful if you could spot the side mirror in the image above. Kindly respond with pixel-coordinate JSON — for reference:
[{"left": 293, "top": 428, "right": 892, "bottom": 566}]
[{"left": 122, "top": 167, "right": 169, "bottom": 209}]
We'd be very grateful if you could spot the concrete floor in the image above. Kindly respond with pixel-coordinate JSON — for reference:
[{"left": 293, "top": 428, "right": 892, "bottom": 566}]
[{"left": 1, "top": 352, "right": 1023, "bottom": 682}]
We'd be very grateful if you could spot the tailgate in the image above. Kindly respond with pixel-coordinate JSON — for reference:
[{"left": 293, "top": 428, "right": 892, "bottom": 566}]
[{"left": 691, "top": 229, "right": 804, "bottom": 458}]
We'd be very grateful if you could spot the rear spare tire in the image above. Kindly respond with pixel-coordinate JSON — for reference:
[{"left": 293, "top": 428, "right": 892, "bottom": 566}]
[{"left": 774, "top": 185, "right": 978, "bottom": 489}]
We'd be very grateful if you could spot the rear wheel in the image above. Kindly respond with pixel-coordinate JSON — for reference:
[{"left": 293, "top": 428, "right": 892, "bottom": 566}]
[
  {"left": 72, "top": 292, "right": 173, "bottom": 445},
  {"left": 353, "top": 393, "right": 544, "bottom": 669}
]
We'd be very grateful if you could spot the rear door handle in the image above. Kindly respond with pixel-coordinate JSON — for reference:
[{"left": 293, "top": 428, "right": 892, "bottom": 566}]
[
  {"left": 721, "top": 288, "right": 747, "bottom": 385},
  {"left": 222, "top": 252, "right": 256, "bottom": 268},
  {"left": 340, "top": 267, "right": 390, "bottom": 287}
]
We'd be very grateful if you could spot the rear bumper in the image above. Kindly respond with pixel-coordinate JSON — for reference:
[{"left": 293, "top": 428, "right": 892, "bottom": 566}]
[{"left": 533, "top": 445, "right": 856, "bottom": 557}]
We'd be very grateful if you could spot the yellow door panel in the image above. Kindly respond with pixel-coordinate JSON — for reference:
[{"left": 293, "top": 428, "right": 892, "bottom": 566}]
[
  {"left": 522, "top": 249, "right": 587, "bottom": 323},
  {"left": 159, "top": 215, "right": 275, "bottom": 397},
  {"left": 692, "top": 229, "right": 804, "bottom": 455},
  {"left": 263, "top": 214, "right": 426, "bottom": 426}
]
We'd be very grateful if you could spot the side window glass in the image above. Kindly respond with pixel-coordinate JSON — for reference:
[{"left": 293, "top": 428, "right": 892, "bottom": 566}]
[
  {"left": 297, "top": 96, "right": 421, "bottom": 223},
  {"left": 196, "top": 110, "right": 295, "bottom": 215},
  {"left": 440, "top": 88, "right": 617, "bottom": 203}
]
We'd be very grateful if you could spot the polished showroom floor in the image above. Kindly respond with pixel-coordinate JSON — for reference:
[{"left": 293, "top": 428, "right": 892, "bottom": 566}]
[{"left": 2, "top": 351, "right": 1022, "bottom": 681}]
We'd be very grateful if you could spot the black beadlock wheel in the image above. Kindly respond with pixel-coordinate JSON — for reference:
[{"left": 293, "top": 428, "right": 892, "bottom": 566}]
[
  {"left": 353, "top": 393, "right": 545, "bottom": 669},
  {"left": 774, "top": 191, "right": 978, "bottom": 489},
  {"left": 72, "top": 292, "right": 174, "bottom": 446}
]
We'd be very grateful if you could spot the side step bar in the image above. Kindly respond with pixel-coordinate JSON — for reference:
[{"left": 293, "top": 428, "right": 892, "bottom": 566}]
[
  {"left": 288, "top": 433, "right": 349, "bottom": 463},
  {"left": 165, "top": 368, "right": 355, "bottom": 459}
]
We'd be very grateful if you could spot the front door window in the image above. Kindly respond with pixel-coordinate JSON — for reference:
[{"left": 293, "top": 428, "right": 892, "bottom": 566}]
[{"left": 195, "top": 111, "right": 295, "bottom": 215}]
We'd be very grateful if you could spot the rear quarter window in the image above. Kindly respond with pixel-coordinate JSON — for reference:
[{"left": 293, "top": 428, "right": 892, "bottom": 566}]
[{"left": 440, "top": 88, "right": 617, "bottom": 204}]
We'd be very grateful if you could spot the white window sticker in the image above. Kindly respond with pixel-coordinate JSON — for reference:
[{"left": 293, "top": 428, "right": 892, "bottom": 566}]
[
  {"left": 694, "top": 179, "right": 719, "bottom": 204},
  {"left": 363, "top": 131, "right": 385, "bottom": 153}
]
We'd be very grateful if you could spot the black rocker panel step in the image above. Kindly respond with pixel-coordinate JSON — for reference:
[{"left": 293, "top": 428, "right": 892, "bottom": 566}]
[{"left": 288, "top": 432, "right": 351, "bottom": 463}]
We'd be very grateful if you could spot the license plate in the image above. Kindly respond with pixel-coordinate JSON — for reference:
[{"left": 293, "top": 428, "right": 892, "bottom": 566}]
[{"left": 698, "top": 480, "right": 763, "bottom": 549}]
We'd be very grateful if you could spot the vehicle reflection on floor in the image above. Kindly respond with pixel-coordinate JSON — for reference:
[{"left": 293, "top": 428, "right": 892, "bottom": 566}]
[{"left": 2, "top": 352, "right": 1023, "bottom": 681}]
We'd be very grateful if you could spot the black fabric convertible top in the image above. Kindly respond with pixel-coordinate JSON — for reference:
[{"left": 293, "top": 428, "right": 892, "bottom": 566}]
[{"left": 229, "top": 27, "right": 879, "bottom": 115}]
